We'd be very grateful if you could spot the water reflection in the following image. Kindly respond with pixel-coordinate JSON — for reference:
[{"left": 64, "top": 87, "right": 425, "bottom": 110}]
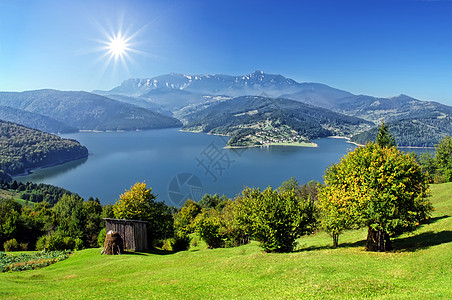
[{"left": 16, "top": 157, "right": 88, "bottom": 182}]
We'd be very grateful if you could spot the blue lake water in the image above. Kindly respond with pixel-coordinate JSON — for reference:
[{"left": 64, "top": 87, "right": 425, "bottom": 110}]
[{"left": 15, "top": 128, "right": 431, "bottom": 206}]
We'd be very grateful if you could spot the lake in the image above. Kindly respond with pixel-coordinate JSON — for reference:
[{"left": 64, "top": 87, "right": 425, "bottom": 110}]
[{"left": 15, "top": 129, "right": 431, "bottom": 206}]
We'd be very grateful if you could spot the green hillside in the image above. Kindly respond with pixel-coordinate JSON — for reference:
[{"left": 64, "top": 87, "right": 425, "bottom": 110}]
[
  {"left": 0, "top": 106, "right": 77, "bottom": 134},
  {"left": 351, "top": 116, "right": 452, "bottom": 147},
  {"left": 1, "top": 183, "right": 450, "bottom": 299},
  {"left": 183, "top": 96, "right": 372, "bottom": 147},
  {"left": 0, "top": 89, "right": 182, "bottom": 132},
  {"left": 0, "top": 121, "right": 88, "bottom": 176}
]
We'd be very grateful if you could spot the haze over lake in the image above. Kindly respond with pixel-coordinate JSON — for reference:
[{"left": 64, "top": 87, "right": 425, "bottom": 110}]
[{"left": 16, "top": 128, "right": 429, "bottom": 206}]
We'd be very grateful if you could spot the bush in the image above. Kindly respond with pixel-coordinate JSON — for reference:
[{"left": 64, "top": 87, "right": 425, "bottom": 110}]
[
  {"left": 35, "top": 233, "right": 80, "bottom": 251},
  {"left": 161, "top": 239, "right": 172, "bottom": 251},
  {"left": 3, "top": 239, "right": 20, "bottom": 252},
  {"left": 162, "top": 232, "right": 191, "bottom": 252},
  {"left": 19, "top": 243, "right": 28, "bottom": 251},
  {"left": 195, "top": 214, "right": 224, "bottom": 248},
  {"left": 97, "top": 228, "right": 106, "bottom": 247},
  {"left": 74, "top": 238, "right": 84, "bottom": 251},
  {"left": 171, "top": 232, "right": 191, "bottom": 252},
  {"left": 36, "top": 236, "right": 47, "bottom": 251},
  {"left": 235, "top": 187, "right": 316, "bottom": 252}
]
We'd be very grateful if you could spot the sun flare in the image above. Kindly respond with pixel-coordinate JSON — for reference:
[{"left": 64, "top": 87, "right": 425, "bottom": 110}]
[
  {"left": 107, "top": 33, "right": 129, "bottom": 59},
  {"left": 94, "top": 21, "right": 149, "bottom": 74}
]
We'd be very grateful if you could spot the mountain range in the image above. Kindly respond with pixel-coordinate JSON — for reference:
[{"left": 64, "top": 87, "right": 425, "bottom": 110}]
[
  {"left": 94, "top": 71, "right": 452, "bottom": 147},
  {"left": 182, "top": 96, "right": 372, "bottom": 147},
  {"left": 94, "top": 70, "right": 352, "bottom": 112},
  {"left": 0, "top": 90, "right": 181, "bottom": 132},
  {"left": 0, "top": 71, "right": 450, "bottom": 147}
]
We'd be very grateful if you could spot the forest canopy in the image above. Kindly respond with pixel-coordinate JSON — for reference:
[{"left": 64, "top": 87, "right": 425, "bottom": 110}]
[{"left": 0, "top": 120, "right": 88, "bottom": 176}]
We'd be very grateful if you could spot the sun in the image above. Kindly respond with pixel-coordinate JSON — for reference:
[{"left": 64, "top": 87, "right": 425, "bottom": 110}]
[
  {"left": 93, "top": 20, "right": 149, "bottom": 75},
  {"left": 107, "top": 32, "right": 130, "bottom": 59}
]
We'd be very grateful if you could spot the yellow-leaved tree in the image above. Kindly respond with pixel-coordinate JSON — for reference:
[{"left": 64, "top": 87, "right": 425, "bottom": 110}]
[
  {"left": 318, "top": 143, "right": 433, "bottom": 251},
  {"left": 113, "top": 182, "right": 173, "bottom": 245}
]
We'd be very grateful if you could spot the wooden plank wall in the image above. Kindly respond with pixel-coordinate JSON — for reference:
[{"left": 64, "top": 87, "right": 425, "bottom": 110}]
[{"left": 105, "top": 219, "right": 148, "bottom": 251}]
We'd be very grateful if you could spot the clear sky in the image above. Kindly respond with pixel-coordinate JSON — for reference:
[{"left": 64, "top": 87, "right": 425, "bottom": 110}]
[{"left": 1, "top": 0, "right": 452, "bottom": 105}]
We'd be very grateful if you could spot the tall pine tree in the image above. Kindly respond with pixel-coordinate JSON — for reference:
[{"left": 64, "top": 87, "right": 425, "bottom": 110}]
[{"left": 375, "top": 122, "right": 396, "bottom": 147}]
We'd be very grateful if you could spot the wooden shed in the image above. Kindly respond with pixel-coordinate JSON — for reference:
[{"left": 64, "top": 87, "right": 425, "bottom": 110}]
[{"left": 104, "top": 218, "right": 149, "bottom": 251}]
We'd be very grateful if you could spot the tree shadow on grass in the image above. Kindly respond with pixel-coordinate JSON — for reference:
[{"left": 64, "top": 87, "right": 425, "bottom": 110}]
[
  {"left": 121, "top": 251, "right": 148, "bottom": 256},
  {"left": 392, "top": 230, "right": 452, "bottom": 252},
  {"left": 296, "top": 225, "right": 451, "bottom": 253},
  {"left": 338, "top": 239, "right": 367, "bottom": 249},
  {"left": 296, "top": 237, "right": 367, "bottom": 252},
  {"left": 295, "top": 245, "right": 332, "bottom": 252},
  {"left": 120, "top": 248, "right": 176, "bottom": 256},
  {"left": 424, "top": 215, "right": 449, "bottom": 225}
]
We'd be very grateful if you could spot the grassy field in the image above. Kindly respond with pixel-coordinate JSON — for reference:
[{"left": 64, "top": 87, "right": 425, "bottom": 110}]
[
  {"left": 0, "top": 189, "right": 33, "bottom": 207},
  {"left": 1, "top": 183, "right": 451, "bottom": 299}
]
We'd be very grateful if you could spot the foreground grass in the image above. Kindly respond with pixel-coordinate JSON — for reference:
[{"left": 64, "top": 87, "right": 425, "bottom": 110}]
[{"left": 1, "top": 183, "right": 451, "bottom": 299}]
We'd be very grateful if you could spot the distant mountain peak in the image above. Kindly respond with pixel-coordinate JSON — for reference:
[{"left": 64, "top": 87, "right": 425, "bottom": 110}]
[{"left": 389, "top": 94, "right": 417, "bottom": 102}]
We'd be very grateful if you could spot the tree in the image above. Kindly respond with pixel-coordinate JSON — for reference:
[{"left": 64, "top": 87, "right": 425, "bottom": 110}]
[
  {"left": 194, "top": 211, "right": 225, "bottom": 248},
  {"left": 318, "top": 143, "right": 433, "bottom": 251},
  {"left": 375, "top": 122, "right": 396, "bottom": 147},
  {"left": 82, "top": 198, "right": 103, "bottom": 248},
  {"left": 52, "top": 194, "right": 84, "bottom": 238},
  {"left": 279, "top": 177, "right": 300, "bottom": 192},
  {"left": 435, "top": 136, "right": 452, "bottom": 182},
  {"left": 174, "top": 199, "right": 201, "bottom": 234},
  {"left": 198, "top": 193, "right": 228, "bottom": 210},
  {"left": 0, "top": 199, "right": 21, "bottom": 250},
  {"left": 418, "top": 152, "right": 436, "bottom": 182},
  {"left": 113, "top": 182, "right": 174, "bottom": 245},
  {"left": 234, "top": 187, "right": 316, "bottom": 252},
  {"left": 279, "top": 177, "right": 320, "bottom": 202},
  {"left": 113, "top": 182, "right": 158, "bottom": 221}
]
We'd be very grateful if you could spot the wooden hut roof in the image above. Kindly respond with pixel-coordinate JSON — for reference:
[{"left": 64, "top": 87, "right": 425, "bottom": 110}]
[{"left": 104, "top": 218, "right": 149, "bottom": 224}]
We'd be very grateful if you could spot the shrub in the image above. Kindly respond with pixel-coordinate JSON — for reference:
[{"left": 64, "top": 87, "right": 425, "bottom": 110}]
[
  {"left": 161, "top": 239, "right": 172, "bottom": 251},
  {"left": 235, "top": 187, "right": 316, "bottom": 252},
  {"left": 74, "top": 238, "right": 84, "bottom": 251},
  {"left": 171, "top": 232, "right": 191, "bottom": 252},
  {"left": 3, "top": 239, "right": 20, "bottom": 252},
  {"left": 19, "top": 243, "right": 28, "bottom": 251},
  {"left": 36, "top": 236, "right": 47, "bottom": 251},
  {"left": 162, "top": 232, "right": 192, "bottom": 252},
  {"left": 97, "top": 228, "right": 106, "bottom": 247},
  {"left": 35, "top": 233, "right": 80, "bottom": 251},
  {"left": 174, "top": 200, "right": 201, "bottom": 234},
  {"left": 195, "top": 214, "right": 224, "bottom": 248}
]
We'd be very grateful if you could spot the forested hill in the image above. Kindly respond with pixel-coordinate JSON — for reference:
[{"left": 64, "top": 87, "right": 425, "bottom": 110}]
[
  {"left": 0, "top": 121, "right": 88, "bottom": 176},
  {"left": 350, "top": 115, "right": 452, "bottom": 147},
  {"left": 0, "top": 89, "right": 182, "bottom": 132},
  {"left": 182, "top": 96, "right": 372, "bottom": 147},
  {"left": 0, "top": 106, "right": 77, "bottom": 134}
]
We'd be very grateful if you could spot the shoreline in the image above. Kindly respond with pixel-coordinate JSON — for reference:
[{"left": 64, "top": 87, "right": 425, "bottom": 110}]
[
  {"left": 11, "top": 155, "right": 89, "bottom": 178},
  {"left": 225, "top": 141, "right": 318, "bottom": 149},
  {"left": 327, "top": 136, "right": 436, "bottom": 149},
  {"left": 181, "top": 129, "right": 318, "bottom": 149}
]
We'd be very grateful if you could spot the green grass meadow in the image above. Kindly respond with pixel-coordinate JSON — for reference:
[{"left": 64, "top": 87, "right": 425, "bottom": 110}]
[{"left": 1, "top": 183, "right": 451, "bottom": 299}]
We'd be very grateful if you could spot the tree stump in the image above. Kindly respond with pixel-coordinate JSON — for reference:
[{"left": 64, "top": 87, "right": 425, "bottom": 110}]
[{"left": 101, "top": 230, "right": 124, "bottom": 255}]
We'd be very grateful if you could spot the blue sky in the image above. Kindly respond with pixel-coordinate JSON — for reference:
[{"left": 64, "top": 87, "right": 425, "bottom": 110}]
[{"left": 1, "top": 0, "right": 452, "bottom": 105}]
